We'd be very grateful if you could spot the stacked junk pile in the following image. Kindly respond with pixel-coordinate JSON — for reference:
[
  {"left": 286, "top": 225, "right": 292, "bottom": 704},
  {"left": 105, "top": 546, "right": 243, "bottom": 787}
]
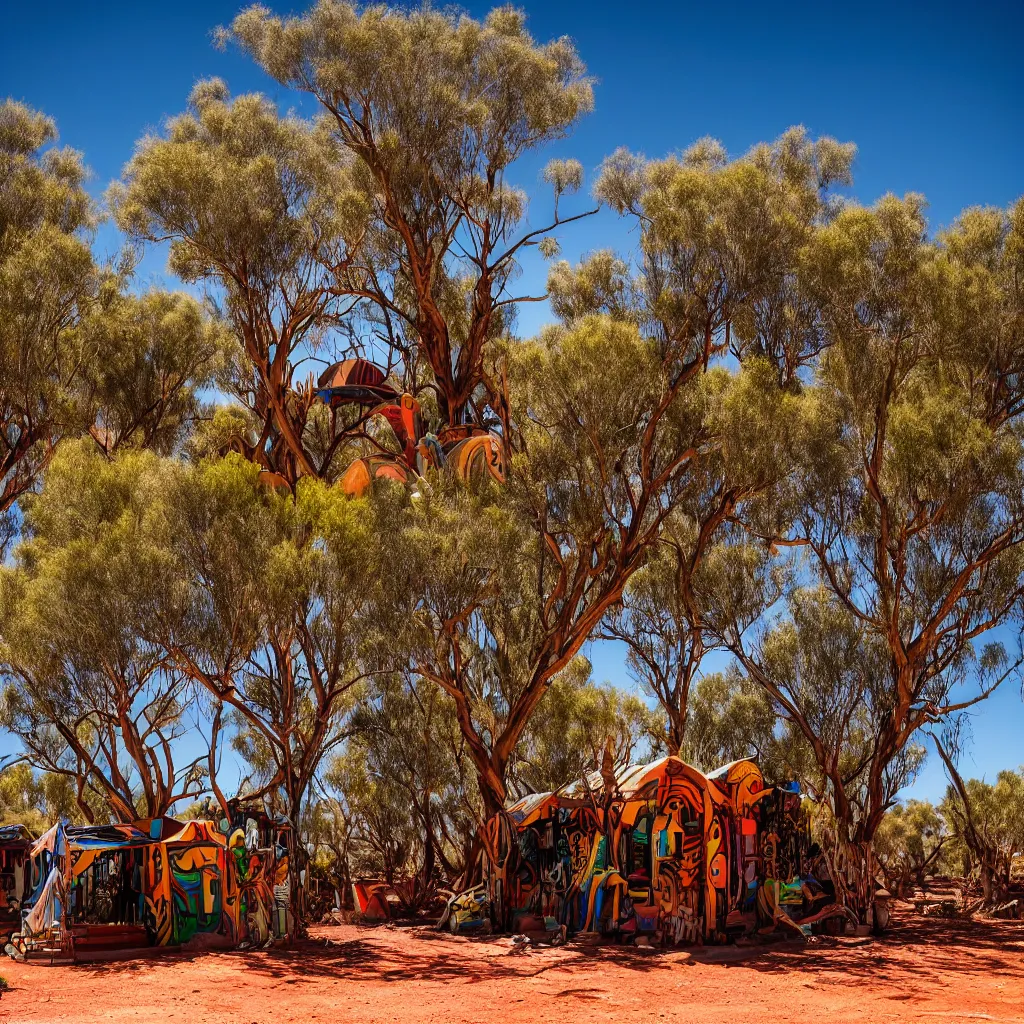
[
  {"left": 440, "top": 756, "right": 858, "bottom": 946},
  {"left": 0, "top": 808, "right": 294, "bottom": 962}
]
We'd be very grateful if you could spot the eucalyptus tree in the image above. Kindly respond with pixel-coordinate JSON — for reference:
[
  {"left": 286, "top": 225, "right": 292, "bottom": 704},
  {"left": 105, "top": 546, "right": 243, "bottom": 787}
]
[
  {"left": 873, "top": 799, "right": 947, "bottom": 895},
  {"left": 1, "top": 101, "right": 224, "bottom": 548},
  {"left": 113, "top": 3, "right": 595, "bottom": 488},
  {"left": 589, "top": 128, "right": 858, "bottom": 758},
  {"left": 0, "top": 763, "right": 81, "bottom": 832},
  {"left": 322, "top": 670, "right": 480, "bottom": 904},
  {"left": 600, "top": 533, "right": 723, "bottom": 758},
  {"left": 112, "top": 12, "right": 844, "bottom": 836},
  {"left": 323, "top": 744, "right": 420, "bottom": 894},
  {"left": 304, "top": 776, "right": 360, "bottom": 909},
  {"left": 0, "top": 444, "right": 207, "bottom": 822},
  {"left": 714, "top": 196, "right": 1024, "bottom": 916},
  {"left": 54, "top": 451, "right": 389, "bottom": 927},
  {"left": 934, "top": 737, "right": 1024, "bottom": 901},
  {"left": 158, "top": 454, "right": 384, "bottom": 837},
  {"left": 226, "top": 2, "right": 595, "bottom": 426},
  {"left": 388, "top": 130, "right": 839, "bottom": 819},
  {"left": 83, "top": 289, "right": 230, "bottom": 457},
  {"left": 113, "top": 82, "right": 365, "bottom": 484},
  {"left": 0, "top": 100, "right": 100, "bottom": 524},
  {"left": 681, "top": 664, "right": 793, "bottom": 778}
]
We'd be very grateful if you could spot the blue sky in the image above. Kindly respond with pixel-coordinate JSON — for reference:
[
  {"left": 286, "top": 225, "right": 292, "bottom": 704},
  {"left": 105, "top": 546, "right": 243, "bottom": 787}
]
[{"left": 2, "top": 0, "right": 1022, "bottom": 800}]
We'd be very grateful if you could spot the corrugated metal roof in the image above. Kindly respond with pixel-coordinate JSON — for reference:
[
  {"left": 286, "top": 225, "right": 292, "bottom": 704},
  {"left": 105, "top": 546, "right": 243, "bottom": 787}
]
[
  {"left": 561, "top": 755, "right": 708, "bottom": 801},
  {"left": 507, "top": 791, "right": 556, "bottom": 821},
  {"left": 705, "top": 758, "right": 759, "bottom": 781},
  {"left": 0, "top": 823, "right": 32, "bottom": 845}
]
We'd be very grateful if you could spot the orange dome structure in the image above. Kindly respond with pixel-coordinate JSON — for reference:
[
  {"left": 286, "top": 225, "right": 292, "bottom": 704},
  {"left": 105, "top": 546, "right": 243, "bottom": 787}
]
[
  {"left": 315, "top": 358, "right": 399, "bottom": 407},
  {"left": 445, "top": 433, "right": 505, "bottom": 486}
]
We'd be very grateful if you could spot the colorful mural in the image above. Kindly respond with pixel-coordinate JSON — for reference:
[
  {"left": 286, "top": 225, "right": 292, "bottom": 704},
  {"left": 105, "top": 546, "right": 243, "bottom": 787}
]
[
  {"left": 143, "top": 821, "right": 229, "bottom": 946},
  {"left": 464, "top": 756, "right": 835, "bottom": 946},
  {"left": 5, "top": 812, "right": 293, "bottom": 961}
]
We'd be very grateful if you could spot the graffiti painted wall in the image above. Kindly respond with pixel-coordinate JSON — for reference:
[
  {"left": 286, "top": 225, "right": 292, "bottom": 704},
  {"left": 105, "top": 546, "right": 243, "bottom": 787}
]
[
  {"left": 498, "top": 756, "right": 821, "bottom": 946},
  {"left": 7, "top": 813, "right": 294, "bottom": 959}
]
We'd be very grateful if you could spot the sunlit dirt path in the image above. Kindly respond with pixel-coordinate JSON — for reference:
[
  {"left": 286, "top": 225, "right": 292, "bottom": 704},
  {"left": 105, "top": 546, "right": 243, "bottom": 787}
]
[{"left": 0, "top": 911, "right": 1021, "bottom": 1024}]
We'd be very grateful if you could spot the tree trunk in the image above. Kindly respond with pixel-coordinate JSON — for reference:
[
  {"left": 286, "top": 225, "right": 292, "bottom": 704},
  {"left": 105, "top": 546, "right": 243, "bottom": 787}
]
[
  {"left": 464, "top": 744, "right": 507, "bottom": 821},
  {"left": 826, "top": 832, "right": 874, "bottom": 924},
  {"left": 417, "top": 796, "right": 436, "bottom": 911},
  {"left": 286, "top": 795, "right": 307, "bottom": 940},
  {"left": 666, "top": 711, "right": 684, "bottom": 759}
]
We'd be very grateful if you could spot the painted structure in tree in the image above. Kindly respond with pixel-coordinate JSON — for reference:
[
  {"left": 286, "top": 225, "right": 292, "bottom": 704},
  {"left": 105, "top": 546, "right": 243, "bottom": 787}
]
[
  {"left": 316, "top": 358, "right": 505, "bottom": 497},
  {"left": 251, "top": 356, "right": 506, "bottom": 498},
  {"left": 4, "top": 810, "right": 293, "bottom": 961},
  {"left": 445, "top": 757, "right": 840, "bottom": 944}
]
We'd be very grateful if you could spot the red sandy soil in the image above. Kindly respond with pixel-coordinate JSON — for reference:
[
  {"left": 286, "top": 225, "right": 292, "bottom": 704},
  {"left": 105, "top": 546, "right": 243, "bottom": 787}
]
[{"left": 0, "top": 909, "right": 1021, "bottom": 1024}]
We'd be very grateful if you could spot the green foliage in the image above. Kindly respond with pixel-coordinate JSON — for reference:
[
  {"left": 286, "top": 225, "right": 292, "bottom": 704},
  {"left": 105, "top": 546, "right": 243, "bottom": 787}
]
[
  {"left": 153, "top": 452, "right": 388, "bottom": 827},
  {"left": 874, "top": 799, "right": 947, "bottom": 891},
  {"left": 0, "top": 762, "right": 83, "bottom": 832},
  {"left": 1, "top": 100, "right": 226, "bottom": 540},
  {"left": 556, "top": 131, "right": 828, "bottom": 766},
  {"left": 0, "top": 101, "right": 92, "bottom": 236},
  {"left": 681, "top": 666, "right": 797, "bottom": 780},
  {"left": 324, "top": 745, "right": 418, "bottom": 883},
  {"left": 0, "top": 439, "right": 388, "bottom": 832},
  {"left": 325, "top": 671, "right": 478, "bottom": 890},
  {"left": 0, "top": 442, "right": 203, "bottom": 820},
  {"left": 114, "top": 79, "right": 359, "bottom": 291},
  {"left": 83, "top": 290, "right": 231, "bottom": 456},
  {"left": 592, "top": 127, "right": 854, "bottom": 381},
  {"left": 113, "top": 79, "right": 360, "bottom": 481},
  {"left": 0, "top": 99, "right": 99, "bottom": 518},
  {"left": 512, "top": 657, "right": 659, "bottom": 795},
  {"left": 711, "top": 190, "right": 1024, "bottom": 878},
  {"left": 940, "top": 766, "right": 1024, "bottom": 889},
  {"left": 227, "top": 3, "right": 592, "bottom": 154}
]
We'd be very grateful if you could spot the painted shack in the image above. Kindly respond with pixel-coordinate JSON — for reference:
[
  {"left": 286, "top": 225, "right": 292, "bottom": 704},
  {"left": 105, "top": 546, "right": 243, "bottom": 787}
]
[
  {"left": 496, "top": 755, "right": 828, "bottom": 945},
  {"left": 5, "top": 812, "right": 293, "bottom": 961}
]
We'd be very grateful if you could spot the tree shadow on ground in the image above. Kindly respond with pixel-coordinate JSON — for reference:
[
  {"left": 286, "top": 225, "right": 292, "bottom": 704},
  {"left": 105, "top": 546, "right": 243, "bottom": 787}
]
[
  {"left": 60, "top": 908, "right": 1023, "bottom": 991},
  {"left": 730, "top": 912, "right": 1024, "bottom": 996}
]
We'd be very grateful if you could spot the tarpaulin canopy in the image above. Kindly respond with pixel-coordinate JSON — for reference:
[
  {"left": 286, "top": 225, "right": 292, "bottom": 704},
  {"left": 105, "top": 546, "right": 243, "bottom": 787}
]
[
  {"left": 65, "top": 823, "right": 155, "bottom": 849},
  {"left": 162, "top": 820, "right": 226, "bottom": 847},
  {"left": 31, "top": 821, "right": 67, "bottom": 859},
  {"left": 507, "top": 792, "right": 559, "bottom": 826},
  {"left": 705, "top": 758, "right": 759, "bottom": 782},
  {"left": 31, "top": 821, "right": 162, "bottom": 884},
  {"left": 23, "top": 866, "right": 64, "bottom": 938},
  {"left": 0, "top": 824, "right": 32, "bottom": 846},
  {"left": 560, "top": 755, "right": 729, "bottom": 806}
]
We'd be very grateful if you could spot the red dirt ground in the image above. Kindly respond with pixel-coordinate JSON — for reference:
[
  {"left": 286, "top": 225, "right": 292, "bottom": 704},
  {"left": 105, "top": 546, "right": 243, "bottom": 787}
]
[{"left": 0, "top": 909, "right": 1021, "bottom": 1024}]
